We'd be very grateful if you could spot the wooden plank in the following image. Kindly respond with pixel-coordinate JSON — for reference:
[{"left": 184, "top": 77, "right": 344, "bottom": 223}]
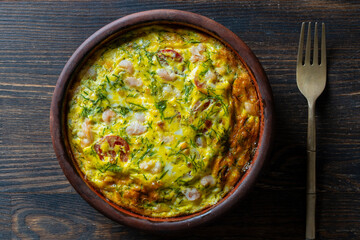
[
  {"left": 0, "top": 194, "right": 11, "bottom": 239},
  {"left": 8, "top": 191, "right": 360, "bottom": 239}
]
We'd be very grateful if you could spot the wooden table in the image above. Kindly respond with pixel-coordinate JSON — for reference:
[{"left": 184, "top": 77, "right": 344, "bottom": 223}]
[{"left": 1, "top": 1, "right": 359, "bottom": 239}]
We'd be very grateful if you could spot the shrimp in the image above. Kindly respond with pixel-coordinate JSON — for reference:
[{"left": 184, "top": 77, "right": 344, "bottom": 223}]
[
  {"left": 125, "top": 77, "right": 143, "bottom": 87},
  {"left": 205, "top": 69, "right": 217, "bottom": 82},
  {"left": 79, "top": 118, "right": 93, "bottom": 147},
  {"left": 190, "top": 43, "right": 206, "bottom": 62},
  {"left": 139, "top": 160, "right": 162, "bottom": 174},
  {"left": 151, "top": 161, "right": 162, "bottom": 174},
  {"left": 87, "top": 66, "right": 97, "bottom": 80},
  {"left": 102, "top": 109, "right": 116, "bottom": 124},
  {"left": 200, "top": 175, "right": 216, "bottom": 187},
  {"left": 156, "top": 68, "right": 177, "bottom": 81},
  {"left": 126, "top": 121, "right": 147, "bottom": 136},
  {"left": 118, "top": 60, "right": 134, "bottom": 74},
  {"left": 183, "top": 188, "right": 201, "bottom": 201},
  {"left": 134, "top": 112, "right": 146, "bottom": 123},
  {"left": 139, "top": 161, "right": 153, "bottom": 171},
  {"left": 162, "top": 135, "right": 174, "bottom": 144}
]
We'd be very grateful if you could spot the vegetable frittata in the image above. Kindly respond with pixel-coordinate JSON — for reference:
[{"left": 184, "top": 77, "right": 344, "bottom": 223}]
[{"left": 67, "top": 25, "right": 260, "bottom": 217}]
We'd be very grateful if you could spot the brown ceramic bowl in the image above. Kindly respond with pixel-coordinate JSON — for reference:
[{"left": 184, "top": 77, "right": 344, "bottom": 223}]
[{"left": 50, "top": 9, "right": 274, "bottom": 232}]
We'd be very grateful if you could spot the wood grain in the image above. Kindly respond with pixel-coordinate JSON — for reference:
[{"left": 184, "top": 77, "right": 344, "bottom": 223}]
[{"left": 1, "top": 0, "right": 360, "bottom": 239}]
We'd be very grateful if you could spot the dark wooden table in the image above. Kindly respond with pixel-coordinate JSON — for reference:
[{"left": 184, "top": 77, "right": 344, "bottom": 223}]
[{"left": 1, "top": 1, "right": 359, "bottom": 239}]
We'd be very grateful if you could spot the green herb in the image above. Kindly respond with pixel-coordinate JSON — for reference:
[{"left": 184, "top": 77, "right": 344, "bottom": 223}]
[
  {"left": 147, "top": 121, "right": 153, "bottom": 129},
  {"left": 164, "top": 113, "right": 177, "bottom": 123},
  {"left": 190, "top": 124, "right": 199, "bottom": 132},
  {"left": 80, "top": 94, "right": 91, "bottom": 101},
  {"left": 155, "top": 54, "right": 164, "bottom": 66},
  {"left": 126, "top": 93, "right": 139, "bottom": 98},
  {"left": 105, "top": 75, "right": 111, "bottom": 84},
  {"left": 159, "top": 170, "right": 168, "bottom": 180},
  {"left": 199, "top": 68, "right": 208, "bottom": 78},
  {"left": 90, "top": 146, "right": 97, "bottom": 157},
  {"left": 81, "top": 106, "right": 91, "bottom": 118},
  {"left": 113, "top": 106, "right": 130, "bottom": 116},
  {"left": 203, "top": 88, "right": 229, "bottom": 115},
  {"left": 155, "top": 100, "right": 167, "bottom": 119},
  {"left": 137, "top": 143, "right": 155, "bottom": 164},
  {"left": 189, "top": 139, "right": 197, "bottom": 148},
  {"left": 149, "top": 79, "right": 158, "bottom": 96},
  {"left": 112, "top": 73, "right": 125, "bottom": 89},
  {"left": 144, "top": 51, "right": 155, "bottom": 62},
  {"left": 98, "top": 162, "right": 122, "bottom": 173},
  {"left": 128, "top": 102, "right": 148, "bottom": 111},
  {"left": 183, "top": 60, "right": 190, "bottom": 70},
  {"left": 184, "top": 82, "right": 194, "bottom": 102},
  {"left": 142, "top": 173, "right": 148, "bottom": 180}
]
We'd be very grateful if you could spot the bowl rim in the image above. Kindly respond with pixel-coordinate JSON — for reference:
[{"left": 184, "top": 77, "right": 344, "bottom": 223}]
[{"left": 50, "top": 9, "right": 274, "bottom": 232}]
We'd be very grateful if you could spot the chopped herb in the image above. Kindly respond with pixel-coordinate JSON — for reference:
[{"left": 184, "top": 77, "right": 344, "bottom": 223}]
[
  {"left": 81, "top": 106, "right": 91, "bottom": 118},
  {"left": 137, "top": 143, "right": 155, "bottom": 164},
  {"left": 81, "top": 94, "right": 91, "bottom": 101},
  {"left": 159, "top": 170, "right": 169, "bottom": 180},
  {"left": 149, "top": 79, "right": 158, "bottom": 96},
  {"left": 142, "top": 173, "right": 148, "bottom": 180},
  {"left": 189, "top": 139, "right": 197, "bottom": 148},
  {"left": 188, "top": 40, "right": 201, "bottom": 44},
  {"left": 190, "top": 124, "right": 199, "bottom": 132},
  {"left": 164, "top": 113, "right": 177, "bottom": 123},
  {"left": 183, "top": 60, "right": 190, "bottom": 70},
  {"left": 126, "top": 93, "right": 139, "bottom": 98},
  {"left": 155, "top": 100, "right": 167, "bottom": 119},
  {"left": 144, "top": 51, "right": 155, "bottom": 62},
  {"left": 113, "top": 106, "right": 130, "bottom": 116},
  {"left": 199, "top": 68, "right": 208, "bottom": 78},
  {"left": 147, "top": 121, "right": 153, "bottom": 129},
  {"left": 203, "top": 88, "right": 229, "bottom": 115},
  {"left": 90, "top": 146, "right": 97, "bottom": 157},
  {"left": 98, "top": 162, "right": 122, "bottom": 173},
  {"left": 184, "top": 82, "right": 194, "bottom": 102},
  {"left": 128, "top": 102, "right": 148, "bottom": 111},
  {"left": 155, "top": 54, "right": 164, "bottom": 66},
  {"left": 112, "top": 73, "right": 125, "bottom": 89}
]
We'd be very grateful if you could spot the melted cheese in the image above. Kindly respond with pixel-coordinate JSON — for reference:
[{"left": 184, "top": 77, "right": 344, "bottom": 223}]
[{"left": 67, "top": 25, "right": 260, "bottom": 217}]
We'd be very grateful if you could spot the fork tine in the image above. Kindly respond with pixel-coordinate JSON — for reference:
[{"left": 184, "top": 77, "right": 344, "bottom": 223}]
[
  {"left": 297, "top": 22, "right": 305, "bottom": 66},
  {"left": 313, "top": 22, "right": 318, "bottom": 65},
  {"left": 305, "top": 22, "right": 311, "bottom": 65},
  {"left": 321, "top": 23, "right": 326, "bottom": 66}
]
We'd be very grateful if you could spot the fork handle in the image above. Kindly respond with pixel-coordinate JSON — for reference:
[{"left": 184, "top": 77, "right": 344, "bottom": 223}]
[{"left": 306, "top": 102, "right": 316, "bottom": 240}]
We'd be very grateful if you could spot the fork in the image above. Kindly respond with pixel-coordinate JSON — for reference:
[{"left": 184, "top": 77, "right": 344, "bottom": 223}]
[{"left": 296, "top": 22, "right": 326, "bottom": 240}]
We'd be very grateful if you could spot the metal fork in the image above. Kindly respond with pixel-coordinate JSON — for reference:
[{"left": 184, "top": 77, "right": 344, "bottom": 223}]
[{"left": 296, "top": 22, "right": 326, "bottom": 240}]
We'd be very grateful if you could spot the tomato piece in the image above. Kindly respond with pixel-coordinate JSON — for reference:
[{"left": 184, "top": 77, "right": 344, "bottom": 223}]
[
  {"left": 192, "top": 100, "right": 210, "bottom": 112},
  {"left": 94, "top": 135, "right": 130, "bottom": 162},
  {"left": 204, "top": 119, "right": 212, "bottom": 131},
  {"left": 194, "top": 78, "right": 208, "bottom": 94},
  {"left": 157, "top": 49, "right": 183, "bottom": 65}
]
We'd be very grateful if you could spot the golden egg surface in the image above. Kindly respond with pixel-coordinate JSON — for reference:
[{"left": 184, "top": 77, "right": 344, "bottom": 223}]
[{"left": 67, "top": 25, "right": 260, "bottom": 217}]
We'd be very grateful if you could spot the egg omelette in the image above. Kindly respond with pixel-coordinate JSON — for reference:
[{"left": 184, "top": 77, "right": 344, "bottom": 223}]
[{"left": 67, "top": 25, "right": 260, "bottom": 217}]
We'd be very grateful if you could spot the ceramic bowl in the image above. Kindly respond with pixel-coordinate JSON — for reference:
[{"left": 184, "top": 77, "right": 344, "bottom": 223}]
[{"left": 50, "top": 9, "right": 274, "bottom": 232}]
